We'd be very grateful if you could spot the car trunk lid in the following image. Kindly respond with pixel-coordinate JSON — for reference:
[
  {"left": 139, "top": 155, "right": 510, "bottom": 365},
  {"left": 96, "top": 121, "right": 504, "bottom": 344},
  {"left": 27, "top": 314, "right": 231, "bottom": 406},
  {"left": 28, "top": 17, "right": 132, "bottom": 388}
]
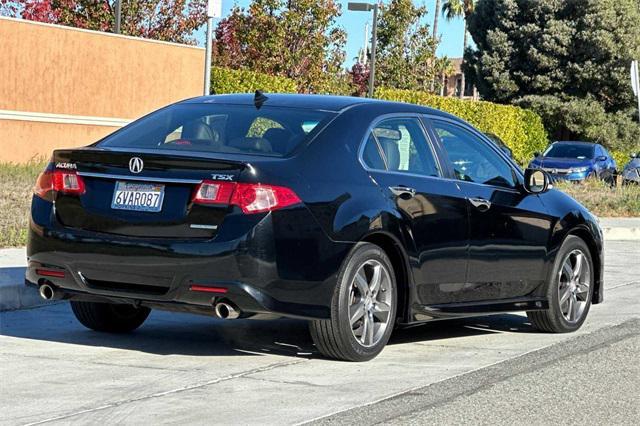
[{"left": 52, "top": 148, "right": 246, "bottom": 239}]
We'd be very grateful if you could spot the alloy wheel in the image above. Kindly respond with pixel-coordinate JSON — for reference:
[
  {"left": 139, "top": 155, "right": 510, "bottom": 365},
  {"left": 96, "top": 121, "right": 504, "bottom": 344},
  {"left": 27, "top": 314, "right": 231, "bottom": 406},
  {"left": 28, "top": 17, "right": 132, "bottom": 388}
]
[
  {"left": 557, "top": 249, "right": 591, "bottom": 323},
  {"left": 348, "top": 259, "right": 393, "bottom": 347}
]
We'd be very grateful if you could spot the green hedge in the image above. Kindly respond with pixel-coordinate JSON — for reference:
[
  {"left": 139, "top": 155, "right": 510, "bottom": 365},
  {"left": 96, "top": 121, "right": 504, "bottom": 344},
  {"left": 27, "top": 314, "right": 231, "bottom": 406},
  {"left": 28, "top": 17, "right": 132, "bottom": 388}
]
[
  {"left": 375, "top": 88, "right": 549, "bottom": 165},
  {"left": 208, "top": 68, "right": 549, "bottom": 165},
  {"left": 210, "top": 67, "right": 297, "bottom": 94}
]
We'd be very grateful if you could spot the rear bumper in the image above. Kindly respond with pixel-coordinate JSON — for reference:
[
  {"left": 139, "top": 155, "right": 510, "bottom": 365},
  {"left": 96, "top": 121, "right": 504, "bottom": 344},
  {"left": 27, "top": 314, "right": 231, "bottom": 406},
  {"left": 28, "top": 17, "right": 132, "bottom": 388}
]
[{"left": 27, "top": 198, "right": 352, "bottom": 319}]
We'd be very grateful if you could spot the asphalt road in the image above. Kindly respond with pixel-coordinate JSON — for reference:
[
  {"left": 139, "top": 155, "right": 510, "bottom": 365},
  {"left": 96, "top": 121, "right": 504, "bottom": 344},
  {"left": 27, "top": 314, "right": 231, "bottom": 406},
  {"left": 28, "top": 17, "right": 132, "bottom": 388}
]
[{"left": 1, "top": 240, "right": 638, "bottom": 425}]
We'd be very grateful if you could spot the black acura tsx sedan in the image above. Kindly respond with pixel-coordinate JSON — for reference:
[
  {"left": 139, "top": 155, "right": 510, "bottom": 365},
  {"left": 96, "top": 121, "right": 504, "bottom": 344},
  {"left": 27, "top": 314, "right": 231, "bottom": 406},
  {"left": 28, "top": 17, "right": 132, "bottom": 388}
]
[{"left": 27, "top": 93, "right": 603, "bottom": 361}]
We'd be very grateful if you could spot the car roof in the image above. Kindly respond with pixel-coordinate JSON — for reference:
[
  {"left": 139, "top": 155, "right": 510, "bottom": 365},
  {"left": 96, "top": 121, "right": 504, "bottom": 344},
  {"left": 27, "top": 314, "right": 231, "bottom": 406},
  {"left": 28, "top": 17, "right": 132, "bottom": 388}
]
[
  {"left": 181, "top": 93, "right": 452, "bottom": 116},
  {"left": 553, "top": 141, "right": 598, "bottom": 146}
]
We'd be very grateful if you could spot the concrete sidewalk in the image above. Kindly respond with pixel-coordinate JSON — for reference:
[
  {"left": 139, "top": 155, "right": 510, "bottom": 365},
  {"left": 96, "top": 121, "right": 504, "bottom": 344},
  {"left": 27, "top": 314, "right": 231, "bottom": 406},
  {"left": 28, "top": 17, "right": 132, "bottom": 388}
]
[{"left": 1, "top": 217, "right": 638, "bottom": 312}]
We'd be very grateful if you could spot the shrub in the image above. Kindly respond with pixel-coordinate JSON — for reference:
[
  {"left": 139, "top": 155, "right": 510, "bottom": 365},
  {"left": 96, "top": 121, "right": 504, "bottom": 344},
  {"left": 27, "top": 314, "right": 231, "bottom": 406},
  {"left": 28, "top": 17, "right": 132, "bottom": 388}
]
[
  {"left": 210, "top": 67, "right": 297, "bottom": 94},
  {"left": 375, "top": 87, "right": 549, "bottom": 165}
]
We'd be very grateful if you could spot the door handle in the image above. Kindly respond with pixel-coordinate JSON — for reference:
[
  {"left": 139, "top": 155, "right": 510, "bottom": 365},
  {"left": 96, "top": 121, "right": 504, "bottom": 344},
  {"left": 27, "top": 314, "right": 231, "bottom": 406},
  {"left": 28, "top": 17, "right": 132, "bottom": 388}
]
[
  {"left": 468, "top": 197, "right": 491, "bottom": 212},
  {"left": 389, "top": 186, "right": 416, "bottom": 199}
]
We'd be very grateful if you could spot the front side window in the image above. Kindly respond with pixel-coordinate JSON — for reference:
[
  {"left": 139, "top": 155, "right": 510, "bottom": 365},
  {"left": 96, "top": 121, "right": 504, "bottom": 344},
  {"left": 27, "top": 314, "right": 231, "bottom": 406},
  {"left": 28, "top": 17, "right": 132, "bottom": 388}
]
[
  {"left": 99, "top": 104, "right": 336, "bottom": 157},
  {"left": 432, "top": 121, "right": 517, "bottom": 188},
  {"left": 362, "top": 118, "right": 440, "bottom": 177}
]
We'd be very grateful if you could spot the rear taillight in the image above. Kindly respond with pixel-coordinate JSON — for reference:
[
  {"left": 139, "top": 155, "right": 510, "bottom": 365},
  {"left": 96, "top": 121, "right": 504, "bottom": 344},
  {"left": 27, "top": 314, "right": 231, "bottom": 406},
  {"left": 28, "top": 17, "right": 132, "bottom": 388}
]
[
  {"left": 34, "top": 169, "right": 86, "bottom": 199},
  {"left": 192, "top": 180, "right": 236, "bottom": 205},
  {"left": 231, "top": 183, "right": 301, "bottom": 214},
  {"left": 192, "top": 181, "right": 301, "bottom": 214}
]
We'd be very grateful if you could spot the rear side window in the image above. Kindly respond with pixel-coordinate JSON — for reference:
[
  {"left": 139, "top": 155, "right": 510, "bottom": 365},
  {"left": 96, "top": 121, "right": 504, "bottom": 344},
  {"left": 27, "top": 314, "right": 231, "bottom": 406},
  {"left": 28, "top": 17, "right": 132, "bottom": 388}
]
[
  {"left": 362, "top": 118, "right": 440, "bottom": 177},
  {"left": 98, "top": 104, "right": 336, "bottom": 157}
]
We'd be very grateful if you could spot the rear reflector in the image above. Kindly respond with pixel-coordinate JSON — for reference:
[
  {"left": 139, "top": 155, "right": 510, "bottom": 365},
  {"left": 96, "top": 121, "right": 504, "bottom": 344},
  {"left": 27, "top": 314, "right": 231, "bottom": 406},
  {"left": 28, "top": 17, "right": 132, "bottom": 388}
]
[
  {"left": 189, "top": 285, "right": 228, "bottom": 294},
  {"left": 34, "top": 168, "right": 86, "bottom": 199},
  {"left": 192, "top": 181, "right": 301, "bottom": 214},
  {"left": 36, "top": 269, "right": 66, "bottom": 278}
]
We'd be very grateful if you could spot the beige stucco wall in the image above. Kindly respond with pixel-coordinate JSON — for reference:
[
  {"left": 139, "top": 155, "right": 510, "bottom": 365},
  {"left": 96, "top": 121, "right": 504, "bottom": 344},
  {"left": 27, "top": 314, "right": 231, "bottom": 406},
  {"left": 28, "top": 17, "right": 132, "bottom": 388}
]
[
  {"left": 0, "top": 17, "right": 205, "bottom": 163},
  {"left": 0, "top": 120, "right": 118, "bottom": 163}
]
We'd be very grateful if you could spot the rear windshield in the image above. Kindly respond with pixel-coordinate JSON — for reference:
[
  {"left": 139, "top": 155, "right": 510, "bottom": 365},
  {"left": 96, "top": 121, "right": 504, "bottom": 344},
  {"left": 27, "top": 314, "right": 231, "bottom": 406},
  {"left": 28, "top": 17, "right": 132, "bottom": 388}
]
[
  {"left": 544, "top": 143, "right": 594, "bottom": 159},
  {"left": 98, "top": 103, "right": 336, "bottom": 157}
]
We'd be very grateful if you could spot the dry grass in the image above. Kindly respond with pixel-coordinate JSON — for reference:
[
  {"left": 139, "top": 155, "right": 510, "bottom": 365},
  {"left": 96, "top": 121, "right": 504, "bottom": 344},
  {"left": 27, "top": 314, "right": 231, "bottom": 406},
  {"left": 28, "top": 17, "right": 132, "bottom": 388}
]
[
  {"left": 0, "top": 162, "right": 46, "bottom": 248},
  {"left": 555, "top": 178, "right": 640, "bottom": 217}
]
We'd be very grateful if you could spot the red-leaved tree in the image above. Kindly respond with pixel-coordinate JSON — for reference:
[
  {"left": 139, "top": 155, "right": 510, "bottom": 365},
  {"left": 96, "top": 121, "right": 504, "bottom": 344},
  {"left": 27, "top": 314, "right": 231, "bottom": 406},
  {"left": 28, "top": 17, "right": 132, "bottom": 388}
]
[{"left": 1, "top": 0, "right": 206, "bottom": 44}]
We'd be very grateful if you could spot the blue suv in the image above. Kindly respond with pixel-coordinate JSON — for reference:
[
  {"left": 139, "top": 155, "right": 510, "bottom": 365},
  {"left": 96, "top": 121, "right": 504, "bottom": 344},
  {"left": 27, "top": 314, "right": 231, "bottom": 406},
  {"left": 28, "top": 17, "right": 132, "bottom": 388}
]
[{"left": 528, "top": 141, "right": 617, "bottom": 185}]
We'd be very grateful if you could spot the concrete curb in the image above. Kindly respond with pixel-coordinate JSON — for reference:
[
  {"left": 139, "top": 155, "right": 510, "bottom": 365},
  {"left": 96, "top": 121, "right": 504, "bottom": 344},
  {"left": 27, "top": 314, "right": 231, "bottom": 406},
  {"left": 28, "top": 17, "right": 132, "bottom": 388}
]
[
  {"left": 1, "top": 218, "right": 637, "bottom": 311},
  {"left": 598, "top": 218, "right": 640, "bottom": 241},
  {"left": 0, "top": 248, "right": 52, "bottom": 311}
]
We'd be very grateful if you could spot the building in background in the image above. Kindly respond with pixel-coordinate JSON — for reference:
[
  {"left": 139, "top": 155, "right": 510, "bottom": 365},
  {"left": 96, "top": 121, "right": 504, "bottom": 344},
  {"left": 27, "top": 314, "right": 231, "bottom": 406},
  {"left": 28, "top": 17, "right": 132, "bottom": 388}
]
[
  {"left": 0, "top": 17, "right": 204, "bottom": 163},
  {"left": 442, "top": 58, "right": 478, "bottom": 100}
]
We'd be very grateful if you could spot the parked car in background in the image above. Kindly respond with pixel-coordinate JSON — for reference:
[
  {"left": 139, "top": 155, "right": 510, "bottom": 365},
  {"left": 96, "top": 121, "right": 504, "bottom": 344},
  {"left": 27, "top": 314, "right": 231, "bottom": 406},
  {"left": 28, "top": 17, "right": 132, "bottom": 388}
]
[
  {"left": 528, "top": 141, "right": 617, "bottom": 185},
  {"left": 485, "top": 132, "right": 513, "bottom": 159},
  {"left": 621, "top": 153, "right": 640, "bottom": 185},
  {"left": 27, "top": 94, "right": 604, "bottom": 362}
]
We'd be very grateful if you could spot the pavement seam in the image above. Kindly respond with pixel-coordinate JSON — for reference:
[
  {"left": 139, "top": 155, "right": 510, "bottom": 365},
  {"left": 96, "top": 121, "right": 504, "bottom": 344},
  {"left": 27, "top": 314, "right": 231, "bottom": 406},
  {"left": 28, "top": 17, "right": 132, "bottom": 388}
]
[
  {"left": 0, "top": 352, "right": 196, "bottom": 372},
  {"left": 606, "top": 280, "right": 640, "bottom": 290},
  {"left": 241, "top": 375, "right": 328, "bottom": 388},
  {"left": 21, "top": 358, "right": 308, "bottom": 426},
  {"left": 302, "top": 318, "right": 640, "bottom": 425}
]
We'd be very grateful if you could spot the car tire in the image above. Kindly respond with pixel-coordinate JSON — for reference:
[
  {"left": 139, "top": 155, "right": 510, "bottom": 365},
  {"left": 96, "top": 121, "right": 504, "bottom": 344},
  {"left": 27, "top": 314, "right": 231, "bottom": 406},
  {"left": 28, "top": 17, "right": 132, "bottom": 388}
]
[
  {"left": 70, "top": 301, "right": 151, "bottom": 333},
  {"left": 309, "top": 243, "right": 397, "bottom": 362},
  {"left": 527, "top": 235, "right": 594, "bottom": 333}
]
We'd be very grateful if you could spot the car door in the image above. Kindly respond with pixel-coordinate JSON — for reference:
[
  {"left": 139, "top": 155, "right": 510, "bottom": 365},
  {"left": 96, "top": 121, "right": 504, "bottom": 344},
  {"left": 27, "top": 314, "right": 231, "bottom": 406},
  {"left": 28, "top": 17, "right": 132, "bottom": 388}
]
[
  {"left": 360, "top": 116, "right": 470, "bottom": 305},
  {"left": 427, "top": 118, "right": 554, "bottom": 302}
]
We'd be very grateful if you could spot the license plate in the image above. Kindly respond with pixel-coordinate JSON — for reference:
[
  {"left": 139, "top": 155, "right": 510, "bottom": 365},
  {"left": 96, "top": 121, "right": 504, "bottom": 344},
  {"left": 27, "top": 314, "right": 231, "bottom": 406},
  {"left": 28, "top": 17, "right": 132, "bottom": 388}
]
[{"left": 111, "top": 181, "right": 165, "bottom": 212}]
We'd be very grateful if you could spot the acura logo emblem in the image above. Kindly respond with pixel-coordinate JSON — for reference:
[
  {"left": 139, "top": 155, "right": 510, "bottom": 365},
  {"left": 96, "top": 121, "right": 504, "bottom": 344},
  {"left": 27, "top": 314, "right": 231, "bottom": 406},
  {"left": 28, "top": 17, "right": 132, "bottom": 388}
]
[{"left": 129, "top": 157, "right": 144, "bottom": 174}]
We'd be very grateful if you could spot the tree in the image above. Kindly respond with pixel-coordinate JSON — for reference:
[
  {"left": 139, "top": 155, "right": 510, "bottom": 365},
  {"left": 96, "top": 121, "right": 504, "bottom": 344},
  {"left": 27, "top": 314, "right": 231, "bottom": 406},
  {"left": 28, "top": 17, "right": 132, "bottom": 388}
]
[
  {"left": 349, "top": 61, "right": 370, "bottom": 97},
  {"left": 0, "top": 1, "right": 206, "bottom": 44},
  {"left": 432, "top": 0, "right": 441, "bottom": 41},
  {"left": 466, "top": 0, "right": 640, "bottom": 153},
  {"left": 441, "top": 0, "right": 475, "bottom": 98},
  {"left": 374, "top": 0, "right": 440, "bottom": 91},
  {"left": 211, "top": 0, "right": 347, "bottom": 93},
  {"left": 429, "top": 0, "right": 441, "bottom": 92}
]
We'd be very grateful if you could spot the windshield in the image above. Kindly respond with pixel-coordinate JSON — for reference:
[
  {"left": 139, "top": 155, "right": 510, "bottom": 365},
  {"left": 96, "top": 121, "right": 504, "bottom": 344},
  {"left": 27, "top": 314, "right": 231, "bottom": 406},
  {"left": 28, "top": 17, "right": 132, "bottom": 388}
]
[
  {"left": 544, "top": 143, "right": 594, "bottom": 159},
  {"left": 98, "top": 104, "right": 336, "bottom": 157}
]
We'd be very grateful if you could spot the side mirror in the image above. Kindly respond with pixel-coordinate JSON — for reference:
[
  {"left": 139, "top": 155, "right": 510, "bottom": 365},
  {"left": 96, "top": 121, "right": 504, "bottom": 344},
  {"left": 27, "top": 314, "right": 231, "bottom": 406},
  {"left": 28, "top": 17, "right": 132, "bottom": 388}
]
[
  {"left": 533, "top": 152, "right": 541, "bottom": 158},
  {"left": 597, "top": 156, "right": 607, "bottom": 161},
  {"left": 524, "top": 169, "right": 550, "bottom": 194}
]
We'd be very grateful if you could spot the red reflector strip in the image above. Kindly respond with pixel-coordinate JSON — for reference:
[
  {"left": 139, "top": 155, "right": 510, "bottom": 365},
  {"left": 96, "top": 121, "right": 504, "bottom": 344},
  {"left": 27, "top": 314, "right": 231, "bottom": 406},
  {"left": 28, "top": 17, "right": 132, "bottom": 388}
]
[
  {"left": 189, "top": 285, "right": 228, "bottom": 294},
  {"left": 36, "top": 269, "right": 65, "bottom": 278}
]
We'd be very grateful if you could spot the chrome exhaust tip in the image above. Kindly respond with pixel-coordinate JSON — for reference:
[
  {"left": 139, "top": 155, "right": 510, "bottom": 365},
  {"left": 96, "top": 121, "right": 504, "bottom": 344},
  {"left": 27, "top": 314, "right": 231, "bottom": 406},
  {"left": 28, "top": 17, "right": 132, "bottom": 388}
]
[
  {"left": 214, "top": 302, "right": 240, "bottom": 320},
  {"left": 39, "top": 284, "right": 55, "bottom": 300}
]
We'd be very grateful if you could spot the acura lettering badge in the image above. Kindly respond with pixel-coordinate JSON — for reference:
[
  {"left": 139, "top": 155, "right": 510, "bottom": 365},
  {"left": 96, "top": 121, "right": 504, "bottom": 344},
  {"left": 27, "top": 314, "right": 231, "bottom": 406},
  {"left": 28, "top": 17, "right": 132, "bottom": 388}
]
[{"left": 129, "top": 157, "right": 144, "bottom": 174}]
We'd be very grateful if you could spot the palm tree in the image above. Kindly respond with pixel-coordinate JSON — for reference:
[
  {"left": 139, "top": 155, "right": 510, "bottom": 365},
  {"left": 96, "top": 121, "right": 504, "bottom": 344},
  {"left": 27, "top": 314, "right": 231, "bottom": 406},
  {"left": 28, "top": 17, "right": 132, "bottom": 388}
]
[
  {"left": 430, "top": 0, "right": 442, "bottom": 92},
  {"left": 432, "top": 0, "right": 442, "bottom": 42},
  {"left": 442, "top": 0, "right": 475, "bottom": 99}
]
